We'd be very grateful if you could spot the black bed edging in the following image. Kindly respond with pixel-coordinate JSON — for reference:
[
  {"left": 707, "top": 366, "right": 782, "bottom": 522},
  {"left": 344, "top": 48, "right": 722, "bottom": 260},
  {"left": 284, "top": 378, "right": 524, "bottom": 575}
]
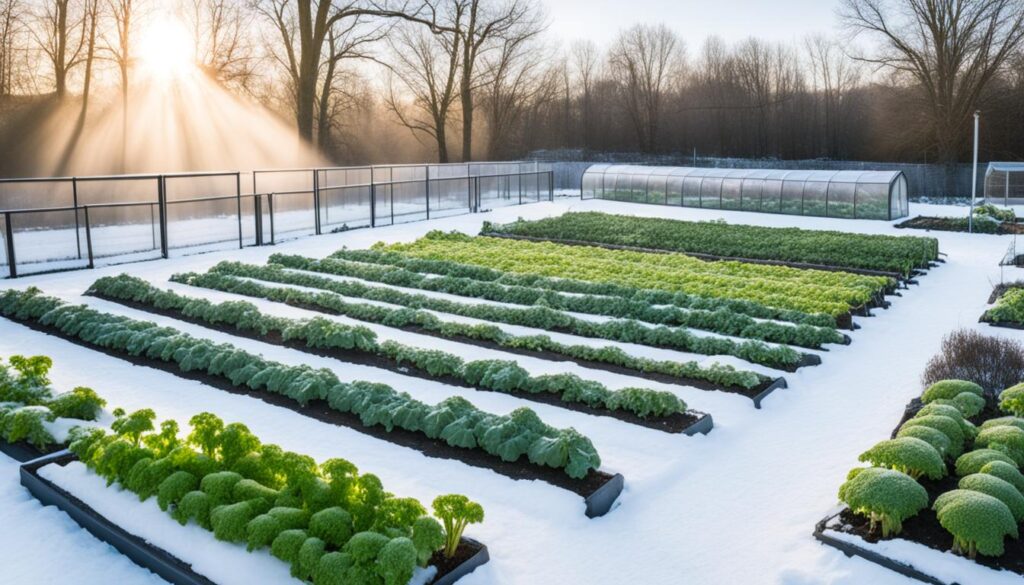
[
  {"left": 752, "top": 377, "right": 787, "bottom": 409},
  {"left": 813, "top": 506, "right": 950, "bottom": 585},
  {"left": 3, "top": 314, "right": 625, "bottom": 516},
  {"left": 20, "top": 451, "right": 490, "bottom": 585},
  {"left": 0, "top": 440, "right": 57, "bottom": 463},
  {"left": 89, "top": 292, "right": 714, "bottom": 436}
]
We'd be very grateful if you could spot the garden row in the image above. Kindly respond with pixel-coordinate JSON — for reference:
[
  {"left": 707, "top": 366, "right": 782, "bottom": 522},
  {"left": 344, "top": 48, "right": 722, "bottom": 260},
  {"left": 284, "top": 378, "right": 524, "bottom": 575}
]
[
  {"left": 272, "top": 253, "right": 848, "bottom": 349},
  {"left": 172, "top": 268, "right": 787, "bottom": 404},
  {"left": 195, "top": 260, "right": 812, "bottom": 372},
  {"left": 88, "top": 274, "right": 708, "bottom": 435},
  {"left": 479, "top": 211, "right": 940, "bottom": 278},
  {"left": 818, "top": 371, "right": 1024, "bottom": 580},
  {"left": 0, "top": 287, "right": 627, "bottom": 516},
  {"left": 0, "top": 355, "right": 488, "bottom": 585},
  {"left": 378, "top": 231, "right": 894, "bottom": 320},
  {"left": 982, "top": 283, "right": 1024, "bottom": 329}
]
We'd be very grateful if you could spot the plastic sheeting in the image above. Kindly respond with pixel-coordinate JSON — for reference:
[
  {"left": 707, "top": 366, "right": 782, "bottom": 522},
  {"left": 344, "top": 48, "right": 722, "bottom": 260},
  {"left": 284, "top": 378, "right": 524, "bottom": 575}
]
[
  {"left": 581, "top": 165, "right": 910, "bottom": 220},
  {"left": 984, "top": 163, "right": 1024, "bottom": 204}
]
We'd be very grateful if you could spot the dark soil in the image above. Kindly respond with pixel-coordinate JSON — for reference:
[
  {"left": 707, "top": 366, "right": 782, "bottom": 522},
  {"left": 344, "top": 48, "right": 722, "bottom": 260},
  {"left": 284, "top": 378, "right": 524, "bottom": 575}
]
[
  {"left": 89, "top": 292, "right": 706, "bottom": 435},
  {"left": 207, "top": 291, "right": 782, "bottom": 400},
  {"left": 897, "top": 216, "right": 1024, "bottom": 235},
  {"left": 428, "top": 540, "right": 485, "bottom": 581},
  {"left": 833, "top": 394, "right": 1024, "bottom": 576},
  {"left": 3, "top": 314, "right": 618, "bottom": 498}
]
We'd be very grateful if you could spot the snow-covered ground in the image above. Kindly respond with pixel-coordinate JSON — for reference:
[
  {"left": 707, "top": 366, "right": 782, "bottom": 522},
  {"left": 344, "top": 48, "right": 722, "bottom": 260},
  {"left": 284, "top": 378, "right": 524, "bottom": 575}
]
[{"left": 1, "top": 197, "right": 1022, "bottom": 585}]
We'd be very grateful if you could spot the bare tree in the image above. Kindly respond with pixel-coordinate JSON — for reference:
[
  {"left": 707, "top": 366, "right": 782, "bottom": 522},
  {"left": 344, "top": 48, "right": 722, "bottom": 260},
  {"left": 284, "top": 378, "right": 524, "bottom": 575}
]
[
  {"left": 188, "top": 0, "right": 257, "bottom": 91},
  {"left": 102, "top": 0, "right": 134, "bottom": 170},
  {"left": 569, "top": 39, "right": 600, "bottom": 149},
  {"left": 384, "top": 19, "right": 462, "bottom": 161},
  {"left": 607, "top": 23, "right": 684, "bottom": 153},
  {"left": 842, "top": 0, "right": 1024, "bottom": 170},
  {"left": 33, "top": 0, "right": 87, "bottom": 98},
  {"left": 0, "top": 0, "right": 26, "bottom": 97},
  {"left": 805, "top": 35, "right": 861, "bottom": 158}
]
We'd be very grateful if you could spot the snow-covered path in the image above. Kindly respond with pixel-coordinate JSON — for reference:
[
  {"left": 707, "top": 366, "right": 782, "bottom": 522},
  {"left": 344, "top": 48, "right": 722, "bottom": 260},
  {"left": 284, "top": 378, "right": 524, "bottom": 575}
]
[{"left": 1, "top": 198, "right": 1020, "bottom": 585}]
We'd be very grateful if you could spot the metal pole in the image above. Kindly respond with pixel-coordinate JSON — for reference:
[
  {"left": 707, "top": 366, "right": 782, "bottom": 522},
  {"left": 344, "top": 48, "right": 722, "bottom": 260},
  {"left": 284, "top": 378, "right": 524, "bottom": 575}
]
[
  {"left": 158, "top": 176, "right": 168, "bottom": 259},
  {"left": 236, "top": 172, "right": 243, "bottom": 249},
  {"left": 84, "top": 206, "right": 94, "bottom": 269},
  {"left": 468, "top": 175, "right": 473, "bottom": 212},
  {"left": 425, "top": 165, "right": 431, "bottom": 220},
  {"left": 254, "top": 195, "right": 263, "bottom": 246},
  {"left": 370, "top": 168, "right": 376, "bottom": 227},
  {"left": 4, "top": 213, "right": 15, "bottom": 278},
  {"left": 970, "top": 110, "right": 980, "bottom": 233},
  {"left": 72, "top": 177, "right": 82, "bottom": 259},
  {"left": 269, "top": 193, "right": 276, "bottom": 244}
]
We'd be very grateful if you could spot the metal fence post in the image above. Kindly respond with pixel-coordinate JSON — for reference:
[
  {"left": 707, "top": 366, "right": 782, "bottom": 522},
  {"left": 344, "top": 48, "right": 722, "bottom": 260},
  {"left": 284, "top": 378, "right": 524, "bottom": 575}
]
[
  {"left": 269, "top": 193, "right": 276, "bottom": 244},
  {"left": 4, "top": 213, "right": 15, "bottom": 278},
  {"left": 72, "top": 177, "right": 82, "bottom": 259},
  {"left": 425, "top": 165, "right": 431, "bottom": 220},
  {"left": 158, "top": 176, "right": 169, "bottom": 259},
  {"left": 235, "top": 172, "right": 243, "bottom": 249},
  {"left": 370, "top": 168, "right": 377, "bottom": 227},
  {"left": 468, "top": 175, "right": 473, "bottom": 212},
  {"left": 313, "top": 169, "right": 322, "bottom": 235},
  {"left": 254, "top": 195, "right": 263, "bottom": 246},
  {"left": 84, "top": 206, "right": 94, "bottom": 269},
  {"left": 549, "top": 171, "right": 554, "bottom": 201}
]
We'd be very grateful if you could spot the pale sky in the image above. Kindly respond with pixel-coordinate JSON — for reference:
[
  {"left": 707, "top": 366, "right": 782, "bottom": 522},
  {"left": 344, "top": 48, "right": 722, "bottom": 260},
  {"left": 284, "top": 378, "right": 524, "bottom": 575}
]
[{"left": 542, "top": 0, "right": 844, "bottom": 47}]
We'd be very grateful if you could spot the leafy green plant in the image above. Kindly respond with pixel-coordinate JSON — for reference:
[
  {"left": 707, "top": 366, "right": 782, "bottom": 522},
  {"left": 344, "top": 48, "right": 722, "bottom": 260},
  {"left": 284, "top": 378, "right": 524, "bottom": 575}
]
[
  {"left": 838, "top": 467, "right": 929, "bottom": 538},
  {"left": 432, "top": 495, "right": 484, "bottom": 559},
  {"left": 955, "top": 449, "right": 1017, "bottom": 477},
  {"left": 922, "top": 380, "right": 985, "bottom": 404},
  {"left": 959, "top": 474, "right": 1024, "bottom": 522},
  {"left": 1000, "top": 383, "right": 1024, "bottom": 417},
  {"left": 975, "top": 425, "right": 1024, "bottom": 466},
  {"left": 933, "top": 489, "right": 1019, "bottom": 558},
  {"left": 0, "top": 406, "right": 55, "bottom": 448},
  {"left": 980, "top": 460, "right": 1024, "bottom": 494},
  {"left": 47, "top": 387, "right": 106, "bottom": 420},
  {"left": 895, "top": 425, "right": 951, "bottom": 458},
  {"left": 858, "top": 438, "right": 946, "bottom": 480},
  {"left": 900, "top": 415, "right": 967, "bottom": 458}
]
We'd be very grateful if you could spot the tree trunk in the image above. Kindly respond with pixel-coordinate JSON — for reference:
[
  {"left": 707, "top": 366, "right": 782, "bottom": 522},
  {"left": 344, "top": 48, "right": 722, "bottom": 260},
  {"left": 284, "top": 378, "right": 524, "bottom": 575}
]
[{"left": 460, "top": 67, "right": 473, "bottom": 161}]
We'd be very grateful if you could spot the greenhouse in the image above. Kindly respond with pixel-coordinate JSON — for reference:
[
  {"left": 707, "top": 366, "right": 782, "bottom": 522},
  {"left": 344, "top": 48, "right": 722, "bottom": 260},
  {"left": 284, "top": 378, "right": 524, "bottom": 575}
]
[
  {"left": 984, "top": 162, "right": 1024, "bottom": 204},
  {"left": 581, "top": 164, "right": 910, "bottom": 220}
]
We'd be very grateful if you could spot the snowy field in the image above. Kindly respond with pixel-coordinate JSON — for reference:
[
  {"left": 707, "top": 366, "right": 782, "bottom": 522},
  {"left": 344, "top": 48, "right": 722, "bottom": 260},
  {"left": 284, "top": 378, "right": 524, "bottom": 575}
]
[{"left": 0, "top": 197, "right": 1020, "bottom": 585}]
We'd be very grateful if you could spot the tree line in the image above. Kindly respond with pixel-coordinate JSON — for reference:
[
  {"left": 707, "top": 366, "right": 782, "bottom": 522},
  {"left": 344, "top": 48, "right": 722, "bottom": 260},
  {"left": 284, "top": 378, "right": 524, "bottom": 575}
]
[{"left": 0, "top": 0, "right": 1023, "bottom": 170}]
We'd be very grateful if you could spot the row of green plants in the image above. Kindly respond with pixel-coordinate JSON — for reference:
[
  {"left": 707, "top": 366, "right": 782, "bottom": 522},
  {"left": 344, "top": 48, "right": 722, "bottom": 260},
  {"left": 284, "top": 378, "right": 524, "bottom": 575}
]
[
  {"left": 0, "top": 287, "right": 603, "bottom": 479},
  {"left": 377, "top": 232, "right": 889, "bottom": 318},
  {"left": 173, "top": 270, "right": 768, "bottom": 391},
  {"left": 66, "top": 407, "right": 482, "bottom": 585},
  {"left": 839, "top": 379, "right": 1024, "bottom": 559},
  {"left": 329, "top": 248, "right": 838, "bottom": 329},
  {"left": 0, "top": 354, "right": 107, "bottom": 449},
  {"left": 271, "top": 254, "right": 845, "bottom": 349},
  {"left": 201, "top": 261, "right": 805, "bottom": 371},
  {"left": 479, "top": 212, "right": 940, "bottom": 277},
  {"left": 89, "top": 274, "right": 689, "bottom": 423},
  {"left": 982, "top": 286, "right": 1024, "bottom": 325}
]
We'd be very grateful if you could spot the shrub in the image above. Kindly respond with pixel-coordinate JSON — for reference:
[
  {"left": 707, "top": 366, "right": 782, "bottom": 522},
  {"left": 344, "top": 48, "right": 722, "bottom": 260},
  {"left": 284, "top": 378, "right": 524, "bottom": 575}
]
[
  {"left": 922, "top": 330, "right": 1024, "bottom": 391},
  {"left": 922, "top": 380, "right": 985, "bottom": 404},
  {"left": 47, "top": 387, "right": 106, "bottom": 420},
  {"left": 955, "top": 449, "right": 1017, "bottom": 477},
  {"left": 916, "top": 403, "right": 978, "bottom": 440},
  {"left": 857, "top": 438, "right": 946, "bottom": 480},
  {"left": 895, "top": 425, "right": 951, "bottom": 458},
  {"left": 981, "top": 417, "right": 1024, "bottom": 432},
  {"left": 1000, "top": 383, "right": 1024, "bottom": 417},
  {"left": 975, "top": 426, "right": 1024, "bottom": 466},
  {"left": 432, "top": 495, "right": 484, "bottom": 559},
  {"left": 981, "top": 461, "right": 1024, "bottom": 495},
  {"left": 959, "top": 474, "right": 1024, "bottom": 522},
  {"left": 933, "top": 489, "right": 1019, "bottom": 558},
  {"left": 949, "top": 393, "right": 987, "bottom": 418},
  {"left": 838, "top": 467, "right": 928, "bottom": 538},
  {"left": 900, "top": 415, "right": 966, "bottom": 458}
]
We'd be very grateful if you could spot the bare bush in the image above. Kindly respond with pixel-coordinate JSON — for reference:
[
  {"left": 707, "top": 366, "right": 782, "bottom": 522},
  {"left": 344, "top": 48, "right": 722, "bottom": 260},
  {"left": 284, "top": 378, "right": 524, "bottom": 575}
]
[{"left": 922, "top": 329, "right": 1024, "bottom": 392}]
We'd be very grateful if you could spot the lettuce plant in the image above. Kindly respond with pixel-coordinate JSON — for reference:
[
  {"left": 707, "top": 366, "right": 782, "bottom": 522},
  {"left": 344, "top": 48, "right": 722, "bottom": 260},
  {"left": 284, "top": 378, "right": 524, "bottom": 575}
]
[
  {"left": 858, "top": 438, "right": 946, "bottom": 480},
  {"left": 838, "top": 467, "right": 928, "bottom": 538},
  {"left": 933, "top": 489, "right": 1019, "bottom": 558}
]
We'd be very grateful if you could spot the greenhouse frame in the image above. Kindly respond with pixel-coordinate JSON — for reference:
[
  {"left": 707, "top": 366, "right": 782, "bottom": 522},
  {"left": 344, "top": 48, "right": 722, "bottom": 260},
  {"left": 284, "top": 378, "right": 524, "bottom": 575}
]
[
  {"left": 984, "top": 162, "right": 1024, "bottom": 204},
  {"left": 581, "top": 165, "right": 910, "bottom": 220}
]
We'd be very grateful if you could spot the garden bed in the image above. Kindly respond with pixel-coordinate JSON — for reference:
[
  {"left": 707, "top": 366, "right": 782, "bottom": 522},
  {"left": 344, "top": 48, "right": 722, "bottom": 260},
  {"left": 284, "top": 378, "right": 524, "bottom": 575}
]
[
  {"left": 814, "top": 395, "right": 1024, "bottom": 583},
  {"left": 896, "top": 216, "right": 1024, "bottom": 235},
  {"left": 20, "top": 451, "right": 490, "bottom": 585},
  {"left": 0, "top": 440, "right": 59, "bottom": 463},
  {"left": 91, "top": 291, "right": 713, "bottom": 436},
  {"left": 2, "top": 314, "right": 626, "bottom": 517}
]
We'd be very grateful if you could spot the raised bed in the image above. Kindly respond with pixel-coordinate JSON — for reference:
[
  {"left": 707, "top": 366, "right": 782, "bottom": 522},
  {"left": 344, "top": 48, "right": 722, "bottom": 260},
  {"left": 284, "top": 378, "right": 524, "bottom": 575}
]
[
  {"left": 0, "top": 440, "right": 58, "bottom": 463},
  {"left": 896, "top": 216, "right": 1024, "bottom": 235},
  {"left": 91, "top": 292, "right": 714, "bottom": 436},
  {"left": 814, "top": 396, "right": 1024, "bottom": 584},
  {"left": 20, "top": 451, "right": 490, "bottom": 585},
  {"left": 3, "top": 314, "right": 626, "bottom": 518}
]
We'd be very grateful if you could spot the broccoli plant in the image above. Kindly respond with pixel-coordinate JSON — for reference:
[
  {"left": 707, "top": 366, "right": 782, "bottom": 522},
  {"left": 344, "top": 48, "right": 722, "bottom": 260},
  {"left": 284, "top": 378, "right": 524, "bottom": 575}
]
[
  {"left": 143, "top": 420, "right": 181, "bottom": 458},
  {"left": 308, "top": 507, "right": 354, "bottom": 548},
  {"left": 933, "top": 489, "right": 1019, "bottom": 558},
  {"left": 432, "top": 494, "right": 484, "bottom": 559},
  {"left": 1000, "top": 383, "right": 1024, "bottom": 417},
  {"left": 411, "top": 517, "right": 445, "bottom": 567},
  {"left": 218, "top": 422, "right": 261, "bottom": 469},
  {"left": 975, "top": 425, "right": 1024, "bottom": 466},
  {"left": 895, "top": 425, "right": 951, "bottom": 458},
  {"left": 981, "top": 460, "right": 1024, "bottom": 494},
  {"left": 900, "top": 415, "right": 966, "bottom": 458},
  {"left": 211, "top": 501, "right": 261, "bottom": 543},
  {"left": 270, "top": 529, "right": 309, "bottom": 574},
  {"left": 949, "top": 393, "right": 987, "bottom": 419},
  {"left": 157, "top": 470, "right": 198, "bottom": 512},
  {"left": 838, "top": 467, "right": 928, "bottom": 538},
  {"left": 187, "top": 412, "right": 225, "bottom": 458},
  {"left": 922, "top": 380, "right": 985, "bottom": 404},
  {"left": 376, "top": 537, "right": 417, "bottom": 585},
  {"left": 959, "top": 474, "right": 1024, "bottom": 522},
  {"left": 857, "top": 438, "right": 946, "bottom": 480},
  {"left": 110, "top": 408, "right": 156, "bottom": 446},
  {"left": 955, "top": 449, "right": 1017, "bottom": 477},
  {"left": 46, "top": 387, "right": 106, "bottom": 420},
  {"left": 981, "top": 416, "right": 1024, "bottom": 432},
  {"left": 916, "top": 403, "right": 978, "bottom": 439}
]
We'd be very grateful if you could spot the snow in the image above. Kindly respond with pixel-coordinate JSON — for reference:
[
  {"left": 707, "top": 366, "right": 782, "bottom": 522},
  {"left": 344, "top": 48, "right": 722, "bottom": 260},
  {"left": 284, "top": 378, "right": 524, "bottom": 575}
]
[{"left": 1, "top": 197, "right": 1022, "bottom": 585}]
